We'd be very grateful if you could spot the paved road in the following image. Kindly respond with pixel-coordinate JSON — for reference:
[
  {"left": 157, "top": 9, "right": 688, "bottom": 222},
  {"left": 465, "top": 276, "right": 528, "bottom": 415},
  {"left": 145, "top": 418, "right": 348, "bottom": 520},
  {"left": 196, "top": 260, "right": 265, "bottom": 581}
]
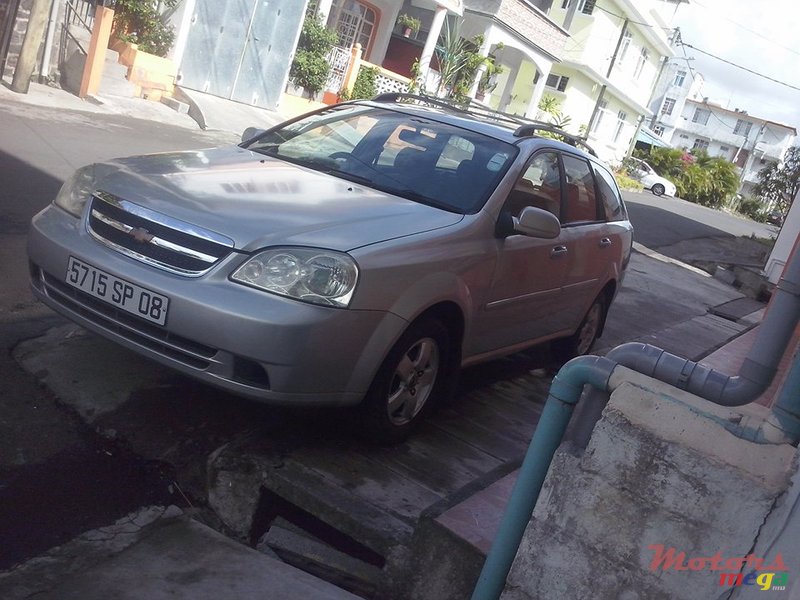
[{"left": 622, "top": 190, "right": 779, "bottom": 249}]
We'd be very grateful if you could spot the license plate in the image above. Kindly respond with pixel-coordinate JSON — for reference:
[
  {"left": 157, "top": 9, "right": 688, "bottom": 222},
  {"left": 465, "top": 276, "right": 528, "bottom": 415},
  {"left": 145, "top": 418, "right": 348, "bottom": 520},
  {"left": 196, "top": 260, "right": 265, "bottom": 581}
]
[{"left": 65, "top": 257, "right": 170, "bottom": 326}]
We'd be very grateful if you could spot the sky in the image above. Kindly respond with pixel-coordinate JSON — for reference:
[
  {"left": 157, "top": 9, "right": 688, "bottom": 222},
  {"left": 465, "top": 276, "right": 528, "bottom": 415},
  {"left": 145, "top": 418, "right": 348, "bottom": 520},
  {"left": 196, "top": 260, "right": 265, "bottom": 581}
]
[{"left": 669, "top": 0, "right": 800, "bottom": 133}]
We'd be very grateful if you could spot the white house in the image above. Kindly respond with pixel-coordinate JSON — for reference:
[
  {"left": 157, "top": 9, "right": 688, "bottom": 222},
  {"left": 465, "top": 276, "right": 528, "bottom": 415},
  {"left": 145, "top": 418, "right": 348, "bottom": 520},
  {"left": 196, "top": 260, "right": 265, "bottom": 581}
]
[
  {"left": 536, "top": 0, "right": 678, "bottom": 163},
  {"left": 647, "top": 56, "right": 704, "bottom": 139},
  {"left": 668, "top": 99, "right": 796, "bottom": 200}
]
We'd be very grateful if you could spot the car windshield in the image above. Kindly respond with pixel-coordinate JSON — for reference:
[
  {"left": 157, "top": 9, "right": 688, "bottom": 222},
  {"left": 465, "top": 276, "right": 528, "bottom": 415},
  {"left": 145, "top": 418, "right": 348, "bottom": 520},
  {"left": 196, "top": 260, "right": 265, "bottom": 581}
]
[{"left": 244, "top": 104, "right": 517, "bottom": 213}]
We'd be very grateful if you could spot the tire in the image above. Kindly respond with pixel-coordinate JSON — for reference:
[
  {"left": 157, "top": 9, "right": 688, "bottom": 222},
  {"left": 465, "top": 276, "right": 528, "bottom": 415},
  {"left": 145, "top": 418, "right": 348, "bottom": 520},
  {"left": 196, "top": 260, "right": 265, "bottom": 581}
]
[
  {"left": 357, "top": 318, "right": 452, "bottom": 445},
  {"left": 552, "top": 295, "right": 607, "bottom": 363},
  {"left": 652, "top": 183, "right": 665, "bottom": 197}
]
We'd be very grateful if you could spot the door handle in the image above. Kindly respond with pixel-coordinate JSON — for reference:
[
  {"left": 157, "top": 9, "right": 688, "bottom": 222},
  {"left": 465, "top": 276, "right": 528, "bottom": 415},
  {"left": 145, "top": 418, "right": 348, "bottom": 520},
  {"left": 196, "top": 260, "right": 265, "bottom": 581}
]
[
  {"left": 550, "top": 245, "right": 568, "bottom": 258},
  {"left": 598, "top": 238, "right": 612, "bottom": 248}
]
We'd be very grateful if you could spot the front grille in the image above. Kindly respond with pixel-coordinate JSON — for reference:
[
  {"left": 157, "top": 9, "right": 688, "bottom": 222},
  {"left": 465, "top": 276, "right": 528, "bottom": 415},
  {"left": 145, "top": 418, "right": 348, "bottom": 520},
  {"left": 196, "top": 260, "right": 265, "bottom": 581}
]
[
  {"left": 40, "top": 269, "right": 216, "bottom": 369},
  {"left": 87, "top": 191, "right": 234, "bottom": 276},
  {"left": 33, "top": 265, "right": 271, "bottom": 391}
]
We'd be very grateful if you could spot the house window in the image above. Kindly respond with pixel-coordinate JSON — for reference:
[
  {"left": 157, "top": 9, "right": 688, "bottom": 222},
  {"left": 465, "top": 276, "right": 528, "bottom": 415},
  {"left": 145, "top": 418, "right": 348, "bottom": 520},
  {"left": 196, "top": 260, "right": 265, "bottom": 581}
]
[
  {"left": 661, "top": 97, "right": 676, "bottom": 115},
  {"left": 613, "top": 111, "right": 627, "bottom": 142},
  {"left": 693, "top": 138, "right": 709, "bottom": 151},
  {"left": 560, "top": 0, "right": 596, "bottom": 15},
  {"left": 734, "top": 119, "right": 753, "bottom": 137},
  {"left": 329, "top": 0, "right": 377, "bottom": 54},
  {"left": 719, "top": 145, "right": 730, "bottom": 157},
  {"left": 591, "top": 99, "right": 608, "bottom": 133},
  {"left": 546, "top": 74, "right": 570, "bottom": 92},
  {"left": 618, "top": 30, "right": 633, "bottom": 64},
  {"left": 673, "top": 70, "right": 686, "bottom": 87},
  {"left": 653, "top": 125, "right": 665, "bottom": 137},
  {"left": 634, "top": 47, "right": 648, "bottom": 79},
  {"left": 692, "top": 108, "right": 710, "bottom": 125},
  {"left": 679, "top": 134, "right": 689, "bottom": 139}
]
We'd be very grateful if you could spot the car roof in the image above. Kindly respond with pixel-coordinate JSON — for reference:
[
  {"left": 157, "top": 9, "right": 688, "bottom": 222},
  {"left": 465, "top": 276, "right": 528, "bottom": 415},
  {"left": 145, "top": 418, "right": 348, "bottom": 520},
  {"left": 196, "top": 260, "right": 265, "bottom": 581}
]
[{"left": 352, "top": 97, "right": 599, "bottom": 161}]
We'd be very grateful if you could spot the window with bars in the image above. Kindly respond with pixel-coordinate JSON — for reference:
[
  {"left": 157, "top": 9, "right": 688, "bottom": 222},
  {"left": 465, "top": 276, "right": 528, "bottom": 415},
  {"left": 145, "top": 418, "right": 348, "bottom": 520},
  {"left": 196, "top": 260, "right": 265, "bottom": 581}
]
[
  {"left": 613, "top": 111, "right": 627, "bottom": 142},
  {"left": 590, "top": 99, "right": 608, "bottom": 133},
  {"left": 692, "top": 108, "right": 710, "bottom": 125},
  {"left": 734, "top": 119, "right": 753, "bottom": 137},
  {"left": 330, "top": 0, "right": 376, "bottom": 54},
  {"left": 618, "top": 30, "right": 633, "bottom": 64},
  {"left": 633, "top": 47, "right": 649, "bottom": 79},
  {"left": 692, "top": 138, "right": 709, "bottom": 151},
  {"left": 653, "top": 125, "right": 665, "bottom": 137},
  {"left": 661, "top": 97, "right": 676, "bottom": 115},
  {"left": 545, "top": 74, "right": 570, "bottom": 92}
]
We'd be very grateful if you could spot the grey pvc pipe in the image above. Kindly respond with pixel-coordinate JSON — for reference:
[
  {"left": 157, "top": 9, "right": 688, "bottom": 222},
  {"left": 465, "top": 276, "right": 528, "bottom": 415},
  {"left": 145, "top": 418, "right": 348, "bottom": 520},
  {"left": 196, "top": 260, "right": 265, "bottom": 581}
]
[{"left": 471, "top": 356, "right": 618, "bottom": 600}]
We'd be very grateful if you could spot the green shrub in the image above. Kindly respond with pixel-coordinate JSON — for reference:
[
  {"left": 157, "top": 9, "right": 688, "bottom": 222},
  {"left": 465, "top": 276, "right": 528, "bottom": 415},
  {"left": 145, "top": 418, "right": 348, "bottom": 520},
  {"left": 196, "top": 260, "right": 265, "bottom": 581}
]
[
  {"left": 613, "top": 172, "right": 644, "bottom": 192},
  {"left": 339, "top": 66, "right": 378, "bottom": 101},
  {"left": 114, "top": 0, "right": 178, "bottom": 57},
  {"left": 736, "top": 196, "right": 769, "bottom": 222},
  {"left": 290, "top": 15, "right": 338, "bottom": 96}
]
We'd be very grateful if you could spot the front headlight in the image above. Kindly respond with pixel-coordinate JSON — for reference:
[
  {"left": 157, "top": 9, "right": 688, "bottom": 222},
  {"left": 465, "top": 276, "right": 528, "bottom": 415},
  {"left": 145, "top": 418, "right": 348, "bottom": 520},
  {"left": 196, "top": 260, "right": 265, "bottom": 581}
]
[
  {"left": 231, "top": 247, "right": 358, "bottom": 308},
  {"left": 54, "top": 165, "right": 96, "bottom": 217}
]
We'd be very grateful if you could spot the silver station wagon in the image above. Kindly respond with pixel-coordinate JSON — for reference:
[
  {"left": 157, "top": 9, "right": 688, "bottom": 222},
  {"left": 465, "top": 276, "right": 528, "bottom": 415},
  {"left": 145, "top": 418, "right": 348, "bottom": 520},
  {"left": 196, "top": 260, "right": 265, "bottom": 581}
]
[{"left": 28, "top": 95, "right": 633, "bottom": 443}]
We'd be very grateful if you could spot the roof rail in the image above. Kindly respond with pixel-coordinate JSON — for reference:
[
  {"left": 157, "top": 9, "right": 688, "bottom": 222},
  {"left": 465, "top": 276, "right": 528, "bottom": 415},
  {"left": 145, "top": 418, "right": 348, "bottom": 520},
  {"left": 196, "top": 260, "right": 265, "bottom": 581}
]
[
  {"left": 371, "top": 93, "right": 468, "bottom": 113},
  {"left": 512, "top": 123, "right": 598, "bottom": 157},
  {"left": 371, "top": 93, "right": 598, "bottom": 157}
]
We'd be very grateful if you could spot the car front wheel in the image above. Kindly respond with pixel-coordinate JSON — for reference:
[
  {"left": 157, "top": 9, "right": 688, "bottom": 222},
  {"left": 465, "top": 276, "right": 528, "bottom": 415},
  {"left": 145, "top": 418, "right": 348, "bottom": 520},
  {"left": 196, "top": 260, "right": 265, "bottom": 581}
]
[
  {"left": 357, "top": 318, "right": 452, "bottom": 444},
  {"left": 652, "top": 183, "right": 665, "bottom": 196}
]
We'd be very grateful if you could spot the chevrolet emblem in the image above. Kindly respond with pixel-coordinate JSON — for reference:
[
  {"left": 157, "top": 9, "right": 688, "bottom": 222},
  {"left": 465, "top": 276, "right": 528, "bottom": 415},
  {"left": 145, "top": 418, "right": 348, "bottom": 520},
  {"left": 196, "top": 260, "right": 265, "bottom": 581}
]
[{"left": 130, "top": 227, "right": 154, "bottom": 243}]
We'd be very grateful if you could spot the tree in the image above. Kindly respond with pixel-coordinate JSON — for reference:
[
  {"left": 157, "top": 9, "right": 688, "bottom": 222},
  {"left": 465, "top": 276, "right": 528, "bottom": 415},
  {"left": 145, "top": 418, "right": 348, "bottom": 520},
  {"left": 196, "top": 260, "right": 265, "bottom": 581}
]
[{"left": 755, "top": 146, "right": 800, "bottom": 215}]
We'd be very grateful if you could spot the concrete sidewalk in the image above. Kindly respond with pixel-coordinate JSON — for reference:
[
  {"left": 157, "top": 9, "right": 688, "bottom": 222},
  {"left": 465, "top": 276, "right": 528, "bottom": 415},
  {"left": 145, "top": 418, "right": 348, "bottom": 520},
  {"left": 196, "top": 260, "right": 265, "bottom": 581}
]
[{"left": 0, "top": 79, "right": 289, "bottom": 136}]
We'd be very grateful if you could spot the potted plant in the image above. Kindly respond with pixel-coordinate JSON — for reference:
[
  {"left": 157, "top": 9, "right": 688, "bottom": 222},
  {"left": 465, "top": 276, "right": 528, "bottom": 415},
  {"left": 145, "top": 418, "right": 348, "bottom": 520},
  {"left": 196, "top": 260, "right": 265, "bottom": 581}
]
[{"left": 397, "top": 13, "right": 421, "bottom": 38}]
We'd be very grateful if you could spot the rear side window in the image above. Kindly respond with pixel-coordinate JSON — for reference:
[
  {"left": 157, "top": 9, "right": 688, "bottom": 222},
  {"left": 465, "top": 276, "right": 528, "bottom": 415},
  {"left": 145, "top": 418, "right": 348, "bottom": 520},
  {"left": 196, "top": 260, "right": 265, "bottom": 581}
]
[
  {"left": 593, "top": 163, "right": 627, "bottom": 221},
  {"left": 561, "top": 154, "right": 599, "bottom": 224}
]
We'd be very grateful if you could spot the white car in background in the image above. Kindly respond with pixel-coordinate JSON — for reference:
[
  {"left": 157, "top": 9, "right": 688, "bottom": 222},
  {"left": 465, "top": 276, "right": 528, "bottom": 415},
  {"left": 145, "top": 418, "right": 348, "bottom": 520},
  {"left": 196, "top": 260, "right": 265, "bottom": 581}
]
[{"left": 628, "top": 158, "right": 677, "bottom": 197}]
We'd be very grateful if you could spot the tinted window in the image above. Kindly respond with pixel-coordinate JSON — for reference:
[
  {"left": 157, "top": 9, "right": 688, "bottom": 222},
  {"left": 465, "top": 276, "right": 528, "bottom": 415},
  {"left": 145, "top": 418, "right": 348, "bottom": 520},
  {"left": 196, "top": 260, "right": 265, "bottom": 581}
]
[
  {"left": 561, "top": 154, "right": 599, "bottom": 224},
  {"left": 593, "top": 163, "right": 626, "bottom": 221},
  {"left": 504, "top": 152, "right": 562, "bottom": 220}
]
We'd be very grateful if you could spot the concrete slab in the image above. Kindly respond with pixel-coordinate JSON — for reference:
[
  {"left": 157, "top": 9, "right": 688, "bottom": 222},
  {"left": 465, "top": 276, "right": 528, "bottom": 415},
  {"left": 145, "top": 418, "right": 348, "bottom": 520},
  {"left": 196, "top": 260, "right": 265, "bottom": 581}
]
[
  {"left": 710, "top": 297, "right": 767, "bottom": 321},
  {"left": 10, "top": 513, "right": 360, "bottom": 600}
]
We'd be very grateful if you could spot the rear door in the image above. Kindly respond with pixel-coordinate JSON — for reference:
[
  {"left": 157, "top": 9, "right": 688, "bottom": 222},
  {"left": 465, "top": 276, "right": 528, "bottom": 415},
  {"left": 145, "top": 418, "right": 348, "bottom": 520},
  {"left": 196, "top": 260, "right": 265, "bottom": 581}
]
[{"left": 558, "top": 153, "right": 619, "bottom": 329}]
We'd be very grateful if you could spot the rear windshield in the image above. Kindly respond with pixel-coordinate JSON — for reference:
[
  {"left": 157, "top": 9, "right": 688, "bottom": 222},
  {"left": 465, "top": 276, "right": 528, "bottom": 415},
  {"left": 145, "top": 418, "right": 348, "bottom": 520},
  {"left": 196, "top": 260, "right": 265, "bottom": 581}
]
[{"left": 245, "top": 105, "right": 517, "bottom": 214}]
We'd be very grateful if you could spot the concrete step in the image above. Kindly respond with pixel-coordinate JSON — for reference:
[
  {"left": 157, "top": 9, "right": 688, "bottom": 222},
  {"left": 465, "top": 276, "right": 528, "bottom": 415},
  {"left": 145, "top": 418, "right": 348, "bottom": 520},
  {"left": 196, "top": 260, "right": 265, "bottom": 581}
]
[{"left": 61, "top": 49, "right": 137, "bottom": 98}]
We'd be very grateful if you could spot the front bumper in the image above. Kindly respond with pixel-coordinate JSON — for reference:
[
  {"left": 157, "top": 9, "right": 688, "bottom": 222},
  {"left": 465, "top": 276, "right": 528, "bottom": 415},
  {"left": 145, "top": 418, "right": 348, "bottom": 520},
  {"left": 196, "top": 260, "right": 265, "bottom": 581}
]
[{"left": 28, "top": 206, "right": 407, "bottom": 406}]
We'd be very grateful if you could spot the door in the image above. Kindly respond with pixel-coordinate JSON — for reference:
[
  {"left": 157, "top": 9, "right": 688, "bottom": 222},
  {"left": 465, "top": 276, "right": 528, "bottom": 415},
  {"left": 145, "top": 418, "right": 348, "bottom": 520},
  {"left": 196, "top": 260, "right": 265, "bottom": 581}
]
[
  {"left": 558, "top": 153, "right": 610, "bottom": 328},
  {"left": 179, "top": 0, "right": 305, "bottom": 109},
  {"left": 469, "top": 151, "right": 572, "bottom": 356}
]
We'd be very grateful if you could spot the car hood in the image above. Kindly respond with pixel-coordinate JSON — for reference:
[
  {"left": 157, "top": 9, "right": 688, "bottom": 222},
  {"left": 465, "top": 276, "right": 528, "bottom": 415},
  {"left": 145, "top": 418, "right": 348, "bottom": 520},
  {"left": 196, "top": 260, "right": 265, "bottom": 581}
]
[{"left": 92, "top": 146, "right": 463, "bottom": 252}]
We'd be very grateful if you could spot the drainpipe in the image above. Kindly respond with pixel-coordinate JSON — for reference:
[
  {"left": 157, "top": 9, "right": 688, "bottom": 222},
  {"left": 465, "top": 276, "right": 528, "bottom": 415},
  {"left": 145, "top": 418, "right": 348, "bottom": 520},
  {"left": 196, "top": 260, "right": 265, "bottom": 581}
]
[{"left": 471, "top": 235, "right": 800, "bottom": 600}]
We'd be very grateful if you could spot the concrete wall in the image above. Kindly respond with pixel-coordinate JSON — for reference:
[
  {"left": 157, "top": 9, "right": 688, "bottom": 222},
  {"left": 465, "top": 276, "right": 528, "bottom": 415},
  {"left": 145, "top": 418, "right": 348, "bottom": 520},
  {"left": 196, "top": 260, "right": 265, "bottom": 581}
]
[{"left": 501, "top": 376, "right": 797, "bottom": 600}]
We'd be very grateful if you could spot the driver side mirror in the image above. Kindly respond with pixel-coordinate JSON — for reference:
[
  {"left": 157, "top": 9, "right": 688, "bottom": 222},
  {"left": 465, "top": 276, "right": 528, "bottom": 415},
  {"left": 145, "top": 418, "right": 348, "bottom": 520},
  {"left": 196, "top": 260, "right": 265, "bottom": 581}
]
[{"left": 513, "top": 206, "right": 561, "bottom": 239}]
